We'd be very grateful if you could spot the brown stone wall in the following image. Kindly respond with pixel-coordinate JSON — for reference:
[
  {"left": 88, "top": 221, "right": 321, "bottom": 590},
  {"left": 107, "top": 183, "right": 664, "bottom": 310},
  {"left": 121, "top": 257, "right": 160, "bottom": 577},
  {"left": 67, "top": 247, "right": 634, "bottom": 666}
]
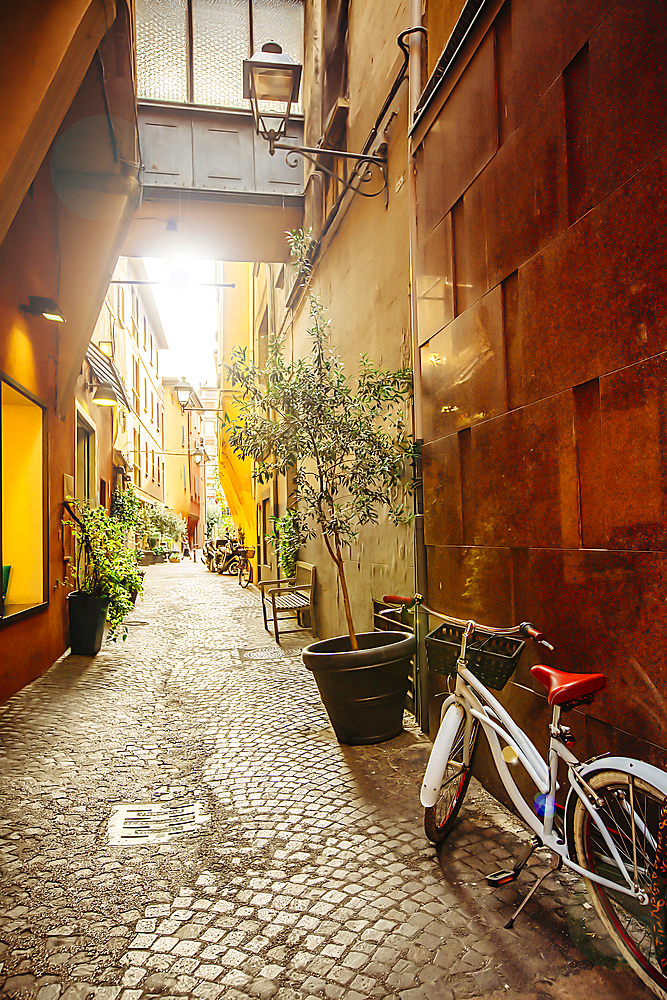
[{"left": 416, "top": 0, "right": 667, "bottom": 802}]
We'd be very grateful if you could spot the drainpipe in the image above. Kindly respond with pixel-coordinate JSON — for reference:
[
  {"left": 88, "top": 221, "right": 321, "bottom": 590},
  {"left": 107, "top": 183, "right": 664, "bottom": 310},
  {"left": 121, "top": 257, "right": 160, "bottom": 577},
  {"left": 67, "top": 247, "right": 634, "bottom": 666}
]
[{"left": 408, "top": 2, "right": 429, "bottom": 732}]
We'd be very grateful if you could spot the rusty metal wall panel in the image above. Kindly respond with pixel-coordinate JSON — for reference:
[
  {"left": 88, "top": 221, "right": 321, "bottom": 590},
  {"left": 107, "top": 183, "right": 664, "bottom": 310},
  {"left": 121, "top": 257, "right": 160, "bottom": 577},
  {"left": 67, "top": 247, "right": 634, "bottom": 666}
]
[
  {"left": 254, "top": 130, "right": 304, "bottom": 193},
  {"left": 140, "top": 110, "right": 193, "bottom": 187},
  {"left": 192, "top": 116, "right": 255, "bottom": 191}
]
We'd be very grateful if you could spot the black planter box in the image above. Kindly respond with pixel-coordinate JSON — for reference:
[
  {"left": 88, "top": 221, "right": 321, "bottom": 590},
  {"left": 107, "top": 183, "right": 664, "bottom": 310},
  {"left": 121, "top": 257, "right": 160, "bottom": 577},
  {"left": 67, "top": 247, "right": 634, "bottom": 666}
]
[{"left": 68, "top": 591, "right": 110, "bottom": 655}]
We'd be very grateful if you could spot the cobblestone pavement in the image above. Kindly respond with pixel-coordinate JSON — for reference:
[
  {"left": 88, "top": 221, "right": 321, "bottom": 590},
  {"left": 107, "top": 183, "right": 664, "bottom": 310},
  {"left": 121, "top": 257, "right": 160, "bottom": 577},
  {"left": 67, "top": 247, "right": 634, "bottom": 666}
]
[{"left": 0, "top": 563, "right": 653, "bottom": 1000}]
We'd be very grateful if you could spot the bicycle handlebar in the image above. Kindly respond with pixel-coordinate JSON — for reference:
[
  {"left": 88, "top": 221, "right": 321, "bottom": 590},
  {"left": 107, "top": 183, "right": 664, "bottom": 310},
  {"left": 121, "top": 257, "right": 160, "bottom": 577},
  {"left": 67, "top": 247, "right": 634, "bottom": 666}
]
[{"left": 382, "top": 595, "right": 555, "bottom": 650}]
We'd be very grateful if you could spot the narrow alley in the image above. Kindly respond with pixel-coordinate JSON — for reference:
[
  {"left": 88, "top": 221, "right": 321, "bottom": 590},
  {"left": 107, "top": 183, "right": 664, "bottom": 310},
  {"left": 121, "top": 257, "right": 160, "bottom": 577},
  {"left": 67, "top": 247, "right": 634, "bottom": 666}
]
[{"left": 0, "top": 564, "right": 652, "bottom": 1000}]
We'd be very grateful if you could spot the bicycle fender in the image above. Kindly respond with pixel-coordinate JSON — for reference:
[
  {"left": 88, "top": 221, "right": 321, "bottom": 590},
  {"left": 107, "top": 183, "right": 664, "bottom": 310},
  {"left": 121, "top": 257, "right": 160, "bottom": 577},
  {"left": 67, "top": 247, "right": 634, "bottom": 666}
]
[
  {"left": 563, "top": 755, "right": 667, "bottom": 858},
  {"left": 420, "top": 703, "right": 465, "bottom": 808},
  {"left": 577, "top": 756, "right": 667, "bottom": 793}
]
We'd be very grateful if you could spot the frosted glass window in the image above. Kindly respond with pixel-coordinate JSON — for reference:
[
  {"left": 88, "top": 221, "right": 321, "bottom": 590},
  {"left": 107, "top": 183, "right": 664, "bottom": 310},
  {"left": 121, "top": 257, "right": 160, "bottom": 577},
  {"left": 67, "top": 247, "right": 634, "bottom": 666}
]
[
  {"left": 136, "top": 0, "right": 304, "bottom": 111},
  {"left": 193, "top": 0, "right": 250, "bottom": 108},
  {"left": 136, "top": 0, "right": 189, "bottom": 103},
  {"left": 253, "top": 0, "right": 304, "bottom": 113},
  {"left": 253, "top": 0, "right": 303, "bottom": 64}
]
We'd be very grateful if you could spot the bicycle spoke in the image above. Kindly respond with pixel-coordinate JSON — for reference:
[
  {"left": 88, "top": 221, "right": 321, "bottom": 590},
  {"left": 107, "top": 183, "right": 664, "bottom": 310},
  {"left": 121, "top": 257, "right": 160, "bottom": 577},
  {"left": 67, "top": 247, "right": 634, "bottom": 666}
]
[{"left": 574, "top": 771, "right": 667, "bottom": 997}]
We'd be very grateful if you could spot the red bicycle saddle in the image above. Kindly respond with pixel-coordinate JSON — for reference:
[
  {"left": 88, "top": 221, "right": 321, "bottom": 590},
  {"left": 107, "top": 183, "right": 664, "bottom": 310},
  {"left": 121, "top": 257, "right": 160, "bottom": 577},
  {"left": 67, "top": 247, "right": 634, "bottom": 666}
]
[{"left": 531, "top": 664, "right": 606, "bottom": 706}]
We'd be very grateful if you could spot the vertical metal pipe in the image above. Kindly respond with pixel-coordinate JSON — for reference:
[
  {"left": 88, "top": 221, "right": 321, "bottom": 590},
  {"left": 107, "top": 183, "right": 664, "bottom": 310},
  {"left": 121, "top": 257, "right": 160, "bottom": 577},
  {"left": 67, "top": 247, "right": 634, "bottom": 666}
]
[
  {"left": 408, "top": 2, "right": 429, "bottom": 732},
  {"left": 186, "top": 0, "right": 195, "bottom": 104}
]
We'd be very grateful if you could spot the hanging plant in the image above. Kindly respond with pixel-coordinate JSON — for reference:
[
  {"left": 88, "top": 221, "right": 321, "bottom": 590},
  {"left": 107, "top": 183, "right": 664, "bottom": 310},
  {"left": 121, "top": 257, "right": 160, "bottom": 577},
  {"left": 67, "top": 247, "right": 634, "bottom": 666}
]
[{"left": 272, "top": 509, "right": 301, "bottom": 579}]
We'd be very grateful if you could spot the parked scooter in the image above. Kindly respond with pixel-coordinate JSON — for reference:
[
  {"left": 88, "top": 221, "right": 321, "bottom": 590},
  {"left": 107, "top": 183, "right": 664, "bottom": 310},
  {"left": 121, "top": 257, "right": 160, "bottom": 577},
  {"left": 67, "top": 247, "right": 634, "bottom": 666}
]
[{"left": 213, "top": 537, "right": 242, "bottom": 575}]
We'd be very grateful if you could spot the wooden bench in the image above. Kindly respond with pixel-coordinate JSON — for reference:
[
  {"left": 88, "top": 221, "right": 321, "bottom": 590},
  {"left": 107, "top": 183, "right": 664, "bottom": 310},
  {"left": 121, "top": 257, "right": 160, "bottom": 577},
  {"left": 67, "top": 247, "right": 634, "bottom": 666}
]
[{"left": 259, "top": 561, "right": 316, "bottom": 644}]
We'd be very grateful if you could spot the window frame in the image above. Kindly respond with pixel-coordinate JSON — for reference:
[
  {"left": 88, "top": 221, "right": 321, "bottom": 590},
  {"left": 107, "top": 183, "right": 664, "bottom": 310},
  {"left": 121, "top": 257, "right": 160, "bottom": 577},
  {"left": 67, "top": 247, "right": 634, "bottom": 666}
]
[
  {"left": 136, "top": 0, "right": 304, "bottom": 111},
  {"left": 0, "top": 372, "right": 49, "bottom": 626}
]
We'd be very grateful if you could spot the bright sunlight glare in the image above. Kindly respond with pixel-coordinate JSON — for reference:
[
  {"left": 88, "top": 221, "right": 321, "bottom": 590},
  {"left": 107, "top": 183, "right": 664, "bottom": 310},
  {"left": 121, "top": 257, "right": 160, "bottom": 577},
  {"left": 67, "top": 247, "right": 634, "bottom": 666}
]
[{"left": 143, "top": 257, "right": 220, "bottom": 390}]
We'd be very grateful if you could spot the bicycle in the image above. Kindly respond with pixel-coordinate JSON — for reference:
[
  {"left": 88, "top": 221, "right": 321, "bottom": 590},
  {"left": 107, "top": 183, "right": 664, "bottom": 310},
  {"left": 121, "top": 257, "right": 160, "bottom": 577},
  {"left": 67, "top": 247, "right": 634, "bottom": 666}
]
[
  {"left": 237, "top": 546, "right": 254, "bottom": 588},
  {"left": 383, "top": 593, "right": 667, "bottom": 999}
]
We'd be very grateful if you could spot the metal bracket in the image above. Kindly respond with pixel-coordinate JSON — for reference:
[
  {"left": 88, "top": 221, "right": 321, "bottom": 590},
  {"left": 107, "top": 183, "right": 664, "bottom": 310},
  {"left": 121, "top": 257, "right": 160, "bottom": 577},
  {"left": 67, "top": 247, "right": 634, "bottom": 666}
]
[{"left": 273, "top": 142, "right": 388, "bottom": 205}]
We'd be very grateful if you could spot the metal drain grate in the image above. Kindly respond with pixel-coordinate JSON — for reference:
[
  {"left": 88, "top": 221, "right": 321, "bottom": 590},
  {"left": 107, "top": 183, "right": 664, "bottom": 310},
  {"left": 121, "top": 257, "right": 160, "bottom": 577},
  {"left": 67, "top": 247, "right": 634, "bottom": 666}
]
[
  {"left": 238, "top": 646, "right": 285, "bottom": 661},
  {"left": 107, "top": 800, "right": 209, "bottom": 846}
]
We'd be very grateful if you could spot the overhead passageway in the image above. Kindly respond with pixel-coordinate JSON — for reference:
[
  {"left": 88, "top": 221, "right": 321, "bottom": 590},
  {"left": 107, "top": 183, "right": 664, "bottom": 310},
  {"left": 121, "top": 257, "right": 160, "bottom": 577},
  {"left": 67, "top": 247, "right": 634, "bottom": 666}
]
[{"left": 123, "top": 105, "right": 304, "bottom": 262}]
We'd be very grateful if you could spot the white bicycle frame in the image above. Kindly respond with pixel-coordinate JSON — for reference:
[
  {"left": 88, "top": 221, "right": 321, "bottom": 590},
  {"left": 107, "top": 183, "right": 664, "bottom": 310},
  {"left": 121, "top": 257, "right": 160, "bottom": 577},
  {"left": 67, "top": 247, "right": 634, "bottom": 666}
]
[{"left": 421, "top": 659, "right": 665, "bottom": 901}]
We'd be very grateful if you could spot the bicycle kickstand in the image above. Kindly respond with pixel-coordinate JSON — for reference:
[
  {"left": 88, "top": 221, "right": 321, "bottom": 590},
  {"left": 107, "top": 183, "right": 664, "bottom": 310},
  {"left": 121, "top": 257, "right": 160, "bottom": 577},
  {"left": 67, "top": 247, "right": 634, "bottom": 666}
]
[
  {"left": 486, "top": 835, "right": 541, "bottom": 888},
  {"left": 503, "top": 852, "right": 562, "bottom": 930}
]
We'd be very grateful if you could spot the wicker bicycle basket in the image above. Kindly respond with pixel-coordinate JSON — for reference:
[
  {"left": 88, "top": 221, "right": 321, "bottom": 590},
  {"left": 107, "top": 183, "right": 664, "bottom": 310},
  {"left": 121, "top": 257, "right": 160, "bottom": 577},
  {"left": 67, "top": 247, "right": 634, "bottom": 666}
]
[{"left": 426, "top": 623, "right": 525, "bottom": 691}]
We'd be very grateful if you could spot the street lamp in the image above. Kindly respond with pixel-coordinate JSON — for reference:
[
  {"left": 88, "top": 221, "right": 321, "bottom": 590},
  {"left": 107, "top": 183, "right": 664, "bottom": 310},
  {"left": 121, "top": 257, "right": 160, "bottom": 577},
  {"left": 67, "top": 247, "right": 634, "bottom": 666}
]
[
  {"left": 243, "top": 42, "right": 387, "bottom": 200},
  {"left": 174, "top": 379, "right": 193, "bottom": 410},
  {"left": 243, "top": 41, "right": 302, "bottom": 153},
  {"left": 91, "top": 381, "right": 118, "bottom": 406}
]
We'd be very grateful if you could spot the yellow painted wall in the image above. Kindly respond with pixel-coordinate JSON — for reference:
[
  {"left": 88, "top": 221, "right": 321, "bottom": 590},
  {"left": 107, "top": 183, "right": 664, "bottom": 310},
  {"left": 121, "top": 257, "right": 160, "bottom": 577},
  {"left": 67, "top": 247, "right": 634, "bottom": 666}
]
[
  {"left": 1, "top": 383, "right": 43, "bottom": 606},
  {"left": 163, "top": 388, "right": 190, "bottom": 520},
  {"left": 218, "top": 262, "right": 254, "bottom": 546}
]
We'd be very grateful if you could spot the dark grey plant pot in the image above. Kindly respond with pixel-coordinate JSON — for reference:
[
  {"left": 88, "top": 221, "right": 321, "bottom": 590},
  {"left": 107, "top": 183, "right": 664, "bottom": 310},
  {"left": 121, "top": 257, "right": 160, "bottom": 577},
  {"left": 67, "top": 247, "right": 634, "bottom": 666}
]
[
  {"left": 68, "top": 591, "right": 110, "bottom": 656},
  {"left": 302, "top": 630, "right": 416, "bottom": 745}
]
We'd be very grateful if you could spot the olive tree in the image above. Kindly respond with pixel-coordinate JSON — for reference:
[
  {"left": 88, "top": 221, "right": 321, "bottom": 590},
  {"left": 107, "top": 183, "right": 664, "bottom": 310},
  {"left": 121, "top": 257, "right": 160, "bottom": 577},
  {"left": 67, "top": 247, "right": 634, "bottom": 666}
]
[{"left": 226, "top": 230, "right": 414, "bottom": 648}]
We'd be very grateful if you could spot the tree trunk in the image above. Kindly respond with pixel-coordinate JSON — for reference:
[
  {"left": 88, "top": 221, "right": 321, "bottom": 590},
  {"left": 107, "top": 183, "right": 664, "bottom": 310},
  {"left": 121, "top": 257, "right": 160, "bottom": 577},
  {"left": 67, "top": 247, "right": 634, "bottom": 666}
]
[{"left": 335, "top": 555, "right": 358, "bottom": 651}]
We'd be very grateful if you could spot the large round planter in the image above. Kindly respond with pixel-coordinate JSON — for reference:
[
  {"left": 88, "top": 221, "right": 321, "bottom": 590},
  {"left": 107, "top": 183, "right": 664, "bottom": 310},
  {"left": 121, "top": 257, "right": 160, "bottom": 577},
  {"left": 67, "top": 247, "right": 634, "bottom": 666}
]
[
  {"left": 302, "top": 631, "right": 416, "bottom": 745},
  {"left": 68, "top": 591, "right": 110, "bottom": 656}
]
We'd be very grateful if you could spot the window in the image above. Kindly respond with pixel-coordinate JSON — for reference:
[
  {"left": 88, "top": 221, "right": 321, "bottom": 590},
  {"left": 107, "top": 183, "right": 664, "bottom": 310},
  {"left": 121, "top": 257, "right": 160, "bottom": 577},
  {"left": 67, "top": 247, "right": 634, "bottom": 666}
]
[
  {"left": 151, "top": 449, "right": 155, "bottom": 480},
  {"left": 135, "top": 0, "right": 304, "bottom": 111},
  {"left": 133, "top": 429, "right": 140, "bottom": 485},
  {"left": 262, "top": 497, "right": 270, "bottom": 565},
  {"left": 145, "top": 442, "right": 149, "bottom": 476},
  {"left": 143, "top": 317, "right": 147, "bottom": 350},
  {"left": 1, "top": 378, "right": 47, "bottom": 620},
  {"left": 156, "top": 406, "right": 160, "bottom": 433},
  {"left": 76, "top": 415, "right": 94, "bottom": 502},
  {"left": 133, "top": 357, "right": 140, "bottom": 414},
  {"left": 323, "top": 0, "right": 349, "bottom": 123},
  {"left": 151, "top": 391, "right": 154, "bottom": 424},
  {"left": 144, "top": 378, "right": 148, "bottom": 412}
]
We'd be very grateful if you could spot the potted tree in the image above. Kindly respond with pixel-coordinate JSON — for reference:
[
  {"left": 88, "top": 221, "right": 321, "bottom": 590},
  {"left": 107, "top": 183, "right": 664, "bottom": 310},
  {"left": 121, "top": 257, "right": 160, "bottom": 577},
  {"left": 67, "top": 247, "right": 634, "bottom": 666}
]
[
  {"left": 64, "top": 498, "right": 144, "bottom": 654},
  {"left": 227, "top": 230, "right": 416, "bottom": 744}
]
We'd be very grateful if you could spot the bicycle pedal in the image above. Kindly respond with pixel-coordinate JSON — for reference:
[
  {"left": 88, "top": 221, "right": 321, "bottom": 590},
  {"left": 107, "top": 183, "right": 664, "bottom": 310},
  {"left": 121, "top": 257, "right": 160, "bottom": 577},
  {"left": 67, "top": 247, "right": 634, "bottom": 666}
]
[{"left": 486, "top": 869, "right": 520, "bottom": 887}]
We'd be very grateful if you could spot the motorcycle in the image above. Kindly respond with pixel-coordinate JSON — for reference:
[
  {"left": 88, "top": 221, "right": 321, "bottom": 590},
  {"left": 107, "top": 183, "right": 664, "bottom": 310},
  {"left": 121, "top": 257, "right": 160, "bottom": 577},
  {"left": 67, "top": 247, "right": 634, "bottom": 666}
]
[{"left": 213, "top": 537, "right": 242, "bottom": 575}]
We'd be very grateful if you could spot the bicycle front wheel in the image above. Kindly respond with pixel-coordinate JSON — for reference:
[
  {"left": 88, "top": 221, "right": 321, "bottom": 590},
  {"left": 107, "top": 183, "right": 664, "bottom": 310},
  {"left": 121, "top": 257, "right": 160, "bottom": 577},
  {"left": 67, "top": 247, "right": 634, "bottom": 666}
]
[
  {"left": 424, "top": 713, "right": 479, "bottom": 844},
  {"left": 573, "top": 769, "right": 667, "bottom": 999},
  {"left": 239, "top": 561, "right": 252, "bottom": 588},
  {"left": 226, "top": 556, "right": 241, "bottom": 576}
]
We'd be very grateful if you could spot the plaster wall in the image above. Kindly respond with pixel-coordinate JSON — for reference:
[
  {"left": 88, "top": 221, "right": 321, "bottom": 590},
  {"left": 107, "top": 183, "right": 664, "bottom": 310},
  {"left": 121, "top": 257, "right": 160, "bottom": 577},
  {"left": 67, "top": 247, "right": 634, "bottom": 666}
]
[
  {"left": 282, "top": 0, "right": 415, "bottom": 640},
  {"left": 0, "top": 156, "right": 73, "bottom": 702}
]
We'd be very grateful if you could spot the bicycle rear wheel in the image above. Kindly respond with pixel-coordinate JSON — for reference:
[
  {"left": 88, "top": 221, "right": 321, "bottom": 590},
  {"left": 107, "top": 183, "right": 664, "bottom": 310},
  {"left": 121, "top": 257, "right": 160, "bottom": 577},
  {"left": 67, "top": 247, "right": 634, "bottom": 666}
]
[
  {"left": 424, "top": 712, "right": 479, "bottom": 844},
  {"left": 239, "top": 560, "right": 252, "bottom": 588},
  {"left": 573, "top": 769, "right": 667, "bottom": 999}
]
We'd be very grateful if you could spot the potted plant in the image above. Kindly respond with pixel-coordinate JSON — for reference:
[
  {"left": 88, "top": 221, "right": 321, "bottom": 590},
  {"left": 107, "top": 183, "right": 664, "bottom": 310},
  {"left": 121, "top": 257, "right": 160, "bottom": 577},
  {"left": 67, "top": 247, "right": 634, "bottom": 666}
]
[
  {"left": 64, "top": 498, "right": 144, "bottom": 654},
  {"left": 227, "top": 230, "right": 416, "bottom": 744}
]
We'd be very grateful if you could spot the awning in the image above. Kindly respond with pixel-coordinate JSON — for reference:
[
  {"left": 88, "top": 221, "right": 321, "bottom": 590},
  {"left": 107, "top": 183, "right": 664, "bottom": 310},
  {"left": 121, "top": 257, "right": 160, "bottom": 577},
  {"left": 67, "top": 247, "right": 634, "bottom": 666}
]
[{"left": 85, "top": 341, "right": 132, "bottom": 410}]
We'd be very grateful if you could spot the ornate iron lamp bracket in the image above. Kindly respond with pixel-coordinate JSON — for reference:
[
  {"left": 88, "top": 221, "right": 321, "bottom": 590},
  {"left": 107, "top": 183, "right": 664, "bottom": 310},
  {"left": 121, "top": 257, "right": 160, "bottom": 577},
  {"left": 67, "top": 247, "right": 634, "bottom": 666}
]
[{"left": 273, "top": 141, "right": 388, "bottom": 205}]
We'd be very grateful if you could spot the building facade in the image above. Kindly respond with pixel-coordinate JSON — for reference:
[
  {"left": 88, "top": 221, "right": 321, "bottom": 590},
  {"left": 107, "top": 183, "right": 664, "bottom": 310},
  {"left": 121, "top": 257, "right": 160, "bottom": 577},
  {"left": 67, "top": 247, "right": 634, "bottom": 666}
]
[
  {"left": 162, "top": 378, "right": 205, "bottom": 552},
  {"left": 94, "top": 257, "right": 169, "bottom": 505},
  {"left": 411, "top": 0, "right": 667, "bottom": 794},
  {"left": 228, "top": 0, "right": 667, "bottom": 786},
  {"left": 0, "top": 0, "right": 139, "bottom": 703}
]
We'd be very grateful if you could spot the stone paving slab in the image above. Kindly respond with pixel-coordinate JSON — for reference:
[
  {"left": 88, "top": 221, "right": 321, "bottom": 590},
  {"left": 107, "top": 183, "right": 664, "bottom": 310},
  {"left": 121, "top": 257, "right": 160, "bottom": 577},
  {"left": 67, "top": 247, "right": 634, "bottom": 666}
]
[{"left": 0, "top": 562, "right": 653, "bottom": 999}]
